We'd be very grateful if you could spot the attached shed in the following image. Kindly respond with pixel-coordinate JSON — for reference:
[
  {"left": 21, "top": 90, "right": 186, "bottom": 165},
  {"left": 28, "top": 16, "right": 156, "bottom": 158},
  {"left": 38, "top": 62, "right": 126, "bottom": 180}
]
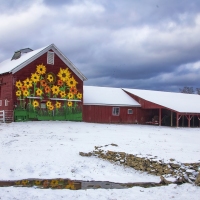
[
  {"left": 0, "top": 44, "right": 87, "bottom": 122},
  {"left": 123, "top": 88, "right": 200, "bottom": 127},
  {"left": 83, "top": 86, "right": 141, "bottom": 123}
]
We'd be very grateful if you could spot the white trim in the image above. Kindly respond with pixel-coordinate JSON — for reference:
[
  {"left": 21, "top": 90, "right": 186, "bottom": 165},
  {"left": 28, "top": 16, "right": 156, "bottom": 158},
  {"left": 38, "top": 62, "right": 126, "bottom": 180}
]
[
  {"left": 0, "top": 100, "right": 2, "bottom": 106},
  {"left": 0, "top": 110, "right": 5, "bottom": 122},
  {"left": 5, "top": 99, "right": 9, "bottom": 106},
  {"left": 47, "top": 51, "right": 54, "bottom": 65},
  {"left": 49, "top": 98, "right": 81, "bottom": 102},
  {"left": 10, "top": 44, "right": 87, "bottom": 81},
  {"left": 51, "top": 45, "right": 87, "bottom": 81},
  {"left": 127, "top": 109, "right": 133, "bottom": 114},
  {"left": 26, "top": 96, "right": 42, "bottom": 99},
  {"left": 112, "top": 107, "right": 120, "bottom": 116},
  {"left": 11, "top": 46, "right": 50, "bottom": 74},
  {"left": 83, "top": 103, "right": 140, "bottom": 107}
]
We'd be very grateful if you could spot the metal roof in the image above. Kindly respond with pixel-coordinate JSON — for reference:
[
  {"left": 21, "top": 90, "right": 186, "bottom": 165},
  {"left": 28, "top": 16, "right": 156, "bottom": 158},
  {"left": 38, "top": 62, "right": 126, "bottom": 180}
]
[
  {"left": 0, "top": 44, "right": 87, "bottom": 81},
  {"left": 83, "top": 86, "right": 141, "bottom": 107},
  {"left": 123, "top": 88, "right": 200, "bottom": 113}
]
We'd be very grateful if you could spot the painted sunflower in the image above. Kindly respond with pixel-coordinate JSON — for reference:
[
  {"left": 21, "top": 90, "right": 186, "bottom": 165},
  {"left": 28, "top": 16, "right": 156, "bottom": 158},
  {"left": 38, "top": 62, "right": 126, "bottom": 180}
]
[
  {"left": 40, "top": 79, "right": 47, "bottom": 87},
  {"left": 77, "top": 93, "right": 82, "bottom": 99},
  {"left": 45, "top": 72, "right": 56, "bottom": 84},
  {"left": 57, "top": 79, "right": 63, "bottom": 86},
  {"left": 65, "top": 180, "right": 75, "bottom": 189},
  {"left": 67, "top": 92, "right": 74, "bottom": 99},
  {"left": 21, "top": 180, "right": 29, "bottom": 185},
  {"left": 49, "top": 105, "right": 54, "bottom": 111},
  {"left": 15, "top": 181, "right": 21, "bottom": 185},
  {"left": 45, "top": 86, "right": 51, "bottom": 93},
  {"left": 67, "top": 77, "right": 78, "bottom": 88},
  {"left": 34, "top": 180, "right": 41, "bottom": 186},
  {"left": 46, "top": 101, "right": 52, "bottom": 107},
  {"left": 33, "top": 100, "right": 39, "bottom": 107},
  {"left": 57, "top": 68, "right": 71, "bottom": 82},
  {"left": 55, "top": 101, "right": 61, "bottom": 109},
  {"left": 50, "top": 179, "right": 59, "bottom": 187},
  {"left": 67, "top": 101, "right": 73, "bottom": 107},
  {"left": 36, "top": 64, "right": 46, "bottom": 75},
  {"left": 70, "top": 87, "right": 77, "bottom": 94},
  {"left": 51, "top": 85, "right": 60, "bottom": 95},
  {"left": 36, "top": 88, "right": 43, "bottom": 96},
  {"left": 23, "top": 78, "right": 33, "bottom": 88},
  {"left": 23, "top": 90, "right": 29, "bottom": 97},
  {"left": 60, "top": 91, "right": 66, "bottom": 98},
  {"left": 31, "top": 73, "right": 40, "bottom": 83},
  {"left": 21, "top": 86, "right": 27, "bottom": 92},
  {"left": 43, "top": 180, "right": 50, "bottom": 188},
  {"left": 16, "top": 90, "right": 21, "bottom": 96},
  {"left": 15, "top": 80, "right": 22, "bottom": 89}
]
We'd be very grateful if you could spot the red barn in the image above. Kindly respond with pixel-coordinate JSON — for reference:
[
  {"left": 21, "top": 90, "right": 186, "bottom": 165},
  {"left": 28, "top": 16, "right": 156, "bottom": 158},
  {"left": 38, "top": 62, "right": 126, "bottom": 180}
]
[
  {"left": 0, "top": 44, "right": 87, "bottom": 122},
  {"left": 123, "top": 88, "right": 200, "bottom": 127},
  {"left": 1, "top": 44, "right": 200, "bottom": 127},
  {"left": 83, "top": 86, "right": 141, "bottom": 123},
  {"left": 83, "top": 86, "right": 200, "bottom": 127}
]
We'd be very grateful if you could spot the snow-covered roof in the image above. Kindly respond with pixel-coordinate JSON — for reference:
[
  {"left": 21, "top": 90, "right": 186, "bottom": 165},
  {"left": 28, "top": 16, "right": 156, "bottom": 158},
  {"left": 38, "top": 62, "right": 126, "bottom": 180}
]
[
  {"left": 0, "top": 44, "right": 87, "bottom": 81},
  {"left": 123, "top": 88, "right": 200, "bottom": 113},
  {"left": 83, "top": 86, "right": 141, "bottom": 107}
]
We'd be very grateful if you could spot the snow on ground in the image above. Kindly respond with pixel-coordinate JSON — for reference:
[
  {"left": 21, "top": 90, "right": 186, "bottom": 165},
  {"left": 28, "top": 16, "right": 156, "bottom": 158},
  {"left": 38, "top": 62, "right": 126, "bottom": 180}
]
[
  {"left": 0, "top": 121, "right": 200, "bottom": 199},
  {"left": 0, "top": 184, "right": 200, "bottom": 200}
]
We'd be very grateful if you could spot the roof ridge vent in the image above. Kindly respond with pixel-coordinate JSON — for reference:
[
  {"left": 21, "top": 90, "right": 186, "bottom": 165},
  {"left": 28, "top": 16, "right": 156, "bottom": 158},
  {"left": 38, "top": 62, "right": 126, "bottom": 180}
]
[{"left": 11, "top": 48, "right": 33, "bottom": 60}]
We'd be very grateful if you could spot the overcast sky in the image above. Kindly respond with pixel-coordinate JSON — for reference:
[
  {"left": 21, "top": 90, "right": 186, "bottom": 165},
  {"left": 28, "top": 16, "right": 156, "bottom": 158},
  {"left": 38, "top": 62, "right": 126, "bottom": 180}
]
[{"left": 0, "top": 0, "right": 200, "bottom": 92}]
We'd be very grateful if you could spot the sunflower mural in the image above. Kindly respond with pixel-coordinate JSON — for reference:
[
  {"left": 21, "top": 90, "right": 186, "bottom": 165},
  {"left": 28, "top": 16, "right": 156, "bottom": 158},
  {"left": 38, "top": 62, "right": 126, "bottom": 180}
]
[{"left": 14, "top": 64, "right": 83, "bottom": 121}]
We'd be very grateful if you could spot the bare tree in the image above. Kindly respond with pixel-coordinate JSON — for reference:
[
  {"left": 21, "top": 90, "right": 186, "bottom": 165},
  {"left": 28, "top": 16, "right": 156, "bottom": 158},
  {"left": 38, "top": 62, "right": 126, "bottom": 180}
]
[
  {"left": 196, "top": 88, "right": 200, "bottom": 95},
  {"left": 179, "top": 86, "right": 194, "bottom": 94}
]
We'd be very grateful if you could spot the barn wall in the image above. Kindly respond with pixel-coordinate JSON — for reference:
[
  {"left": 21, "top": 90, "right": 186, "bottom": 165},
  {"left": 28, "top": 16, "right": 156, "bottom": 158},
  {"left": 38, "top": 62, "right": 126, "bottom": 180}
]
[
  {"left": 83, "top": 105, "right": 146, "bottom": 124},
  {"left": 13, "top": 50, "right": 83, "bottom": 106},
  {"left": 0, "top": 73, "right": 14, "bottom": 110},
  {"left": 124, "top": 91, "right": 163, "bottom": 109}
]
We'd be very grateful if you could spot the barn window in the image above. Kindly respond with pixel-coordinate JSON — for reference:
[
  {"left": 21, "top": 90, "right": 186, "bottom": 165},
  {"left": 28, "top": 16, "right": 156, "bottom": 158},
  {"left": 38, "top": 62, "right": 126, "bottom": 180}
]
[
  {"left": 5, "top": 99, "right": 9, "bottom": 106},
  {"left": 0, "top": 100, "right": 2, "bottom": 106},
  {"left": 47, "top": 51, "right": 54, "bottom": 65},
  {"left": 127, "top": 109, "right": 133, "bottom": 114},
  {"left": 112, "top": 107, "right": 120, "bottom": 116},
  {"left": 41, "top": 102, "right": 46, "bottom": 109}
]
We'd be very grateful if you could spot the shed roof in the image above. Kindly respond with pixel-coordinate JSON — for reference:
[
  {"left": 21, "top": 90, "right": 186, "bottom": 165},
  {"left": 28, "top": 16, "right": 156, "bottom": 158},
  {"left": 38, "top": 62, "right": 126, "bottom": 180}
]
[
  {"left": 0, "top": 44, "right": 87, "bottom": 81},
  {"left": 123, "top": 88, "right": 200, "bottom": 113},
  {"left": 83, "top": 86, "right": 141, "bottom": 107}
]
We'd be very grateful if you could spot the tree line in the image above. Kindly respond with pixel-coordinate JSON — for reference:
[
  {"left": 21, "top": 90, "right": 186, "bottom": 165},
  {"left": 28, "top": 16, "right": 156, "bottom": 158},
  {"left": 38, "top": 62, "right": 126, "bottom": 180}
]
[{"left": 179, "top": 87, "right": 200, "bottom": 94}]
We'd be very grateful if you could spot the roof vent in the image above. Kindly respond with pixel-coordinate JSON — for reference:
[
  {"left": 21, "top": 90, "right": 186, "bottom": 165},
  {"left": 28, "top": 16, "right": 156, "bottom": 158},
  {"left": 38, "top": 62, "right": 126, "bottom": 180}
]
[{"left": 11, "top": 48, "right": 33, "bottom": 60}]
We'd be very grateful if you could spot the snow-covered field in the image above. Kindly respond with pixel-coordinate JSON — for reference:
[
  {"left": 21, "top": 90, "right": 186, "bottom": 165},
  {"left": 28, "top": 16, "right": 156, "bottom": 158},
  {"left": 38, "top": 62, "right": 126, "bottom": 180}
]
[{"left": 0, "top": 121, "right": 200, "bottom": 199}]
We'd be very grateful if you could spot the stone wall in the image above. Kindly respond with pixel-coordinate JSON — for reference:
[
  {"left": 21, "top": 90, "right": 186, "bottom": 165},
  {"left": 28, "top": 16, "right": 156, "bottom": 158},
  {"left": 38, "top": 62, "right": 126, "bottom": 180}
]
[{"left": 79, "top": 144, "right": 200, "bottom": 185}]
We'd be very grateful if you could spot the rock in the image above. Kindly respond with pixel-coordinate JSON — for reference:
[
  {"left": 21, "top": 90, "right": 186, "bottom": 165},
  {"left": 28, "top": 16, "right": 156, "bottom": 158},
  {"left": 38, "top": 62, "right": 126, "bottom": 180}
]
[
  {"left": 170, "top": 163, "right": 180, "bottom": 169},
  {"left": 195, "top": 172, "right": 200, "bottom": 186},
  {"left": 110, "top": 143, "right": 118, "bottom": 146},
  {"left": 160, "top": 176, "right": 177, "bottom": 184},
  {"left": 79, "top": 152, "right": 92, "bottom": 157}
]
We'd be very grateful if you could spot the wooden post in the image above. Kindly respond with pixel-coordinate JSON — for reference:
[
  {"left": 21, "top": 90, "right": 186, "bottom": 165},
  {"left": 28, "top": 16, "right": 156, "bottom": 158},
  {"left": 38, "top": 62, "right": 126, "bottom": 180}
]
[
  {"left": 176, "top": 113, "right": 179, "bottom": 127},
  {"left": 171, "top": 111, "right": 173, "bottom": 126},
  {"left": 182, "top": 115, "right": 184, "bottom": 127},
  {"left": 159, "top": 108, "right": 161, "bottom": 126},
  {"left": 193, "top": 116, "right": 194, "bottom": 127},
  {"left": 188, "top": 115, "right": 190, "bottom": 127}
]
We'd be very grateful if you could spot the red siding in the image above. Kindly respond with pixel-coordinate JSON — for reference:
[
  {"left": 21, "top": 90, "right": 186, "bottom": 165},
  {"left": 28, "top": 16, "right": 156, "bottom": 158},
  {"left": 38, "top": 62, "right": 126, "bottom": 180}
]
[
  {"left": 83, "top": 105, "right": 142, "bottom": 124},
  {"left": 0, "top": 49, "right": 84, "bottom": 120},
  {"left": 124, "top": 91, "right": 164, "bottom": 109},
  {"left": 13, "top": 50, "right": 83, "bottom": 108},
  {"left": 0, "top": 73, "right": 14, "bottom": 110}
]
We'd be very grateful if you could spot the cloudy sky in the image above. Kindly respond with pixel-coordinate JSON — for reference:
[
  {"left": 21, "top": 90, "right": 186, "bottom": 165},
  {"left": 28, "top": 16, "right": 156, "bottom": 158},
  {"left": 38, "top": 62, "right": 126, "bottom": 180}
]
[{"left": 0, "top": 0, "right": 200, "bottom": 92}]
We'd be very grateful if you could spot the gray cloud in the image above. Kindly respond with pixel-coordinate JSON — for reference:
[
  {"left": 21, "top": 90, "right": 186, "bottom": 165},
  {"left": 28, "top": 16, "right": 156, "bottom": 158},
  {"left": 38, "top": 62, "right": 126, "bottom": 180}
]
[{"left": 0, "top": 0, "right": 200, "bottom": 92}]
